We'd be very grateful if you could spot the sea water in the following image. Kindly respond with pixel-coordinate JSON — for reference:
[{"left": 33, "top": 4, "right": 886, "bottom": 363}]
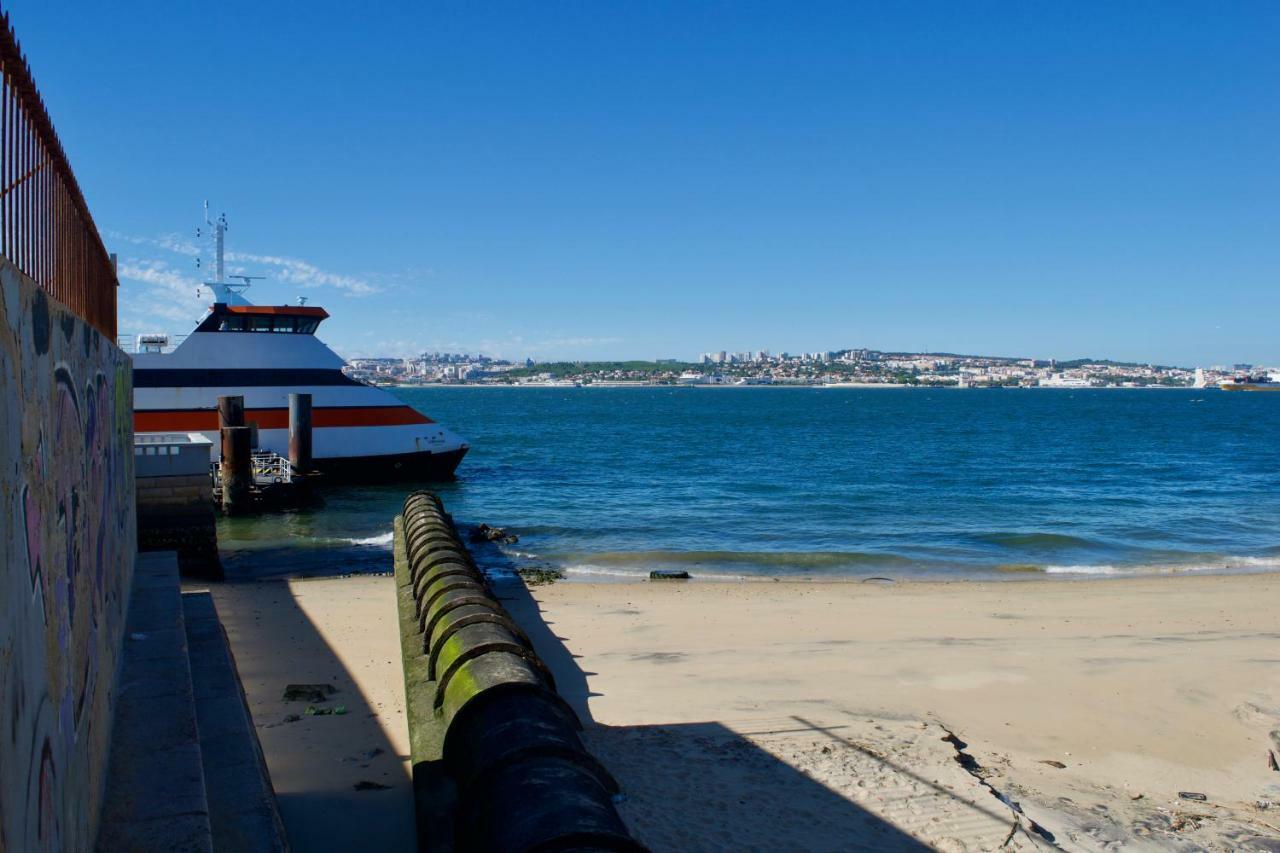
[{"left": 219, "top": 387, "right": 1280, "bottom": 581}]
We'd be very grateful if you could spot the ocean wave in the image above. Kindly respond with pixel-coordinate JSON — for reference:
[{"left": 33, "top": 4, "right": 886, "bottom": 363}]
[
  {"left": 1042, "top": 556, "right": 1280, "bottom": 576},
  {"left": 973, "top": 531, "right": 1107, "bottom": 551},
  {"left": 1043, "top": 564, "right": 1121, "bottom": 575},
  {"left": 555, "top": 549, "right": 916, "bottom": 569},
  {"left": 561, "top": 564, "right": 663, "bottom": 580},
  {"left": 338, "top": 532, "right": 394, "bottom": 548},
  {"left": 562, "top": 563, "right": 747, "bottom": 581}
]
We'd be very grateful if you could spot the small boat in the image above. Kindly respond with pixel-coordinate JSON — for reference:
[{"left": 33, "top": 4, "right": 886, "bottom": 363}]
[{"left": 127, "top": 208, "right": 469, "bottom": 481}]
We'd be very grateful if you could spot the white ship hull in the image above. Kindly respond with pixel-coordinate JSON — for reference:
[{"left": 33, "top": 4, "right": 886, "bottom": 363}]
[{"left": 131, "top": 307, "right": 469, "bottom": 481}]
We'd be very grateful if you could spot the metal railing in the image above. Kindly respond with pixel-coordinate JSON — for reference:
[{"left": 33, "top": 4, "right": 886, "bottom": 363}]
[
  {"left": 0, "top": 11, "right": 117, "bottom": 339},
  {"left": 116, "top": 333, "right": 189, "bottom": 354}
]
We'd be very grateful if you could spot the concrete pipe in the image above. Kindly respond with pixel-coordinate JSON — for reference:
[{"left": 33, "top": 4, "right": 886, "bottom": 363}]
[
  {"left": 409, "top": 549, "right": 475, "bottom": 587},
  {"left": 441, "top": 689, "right": 613, "bottom": 801},
  {"left": 419, "top": 577, "right": 488, "bottom": 621},
  {"left": 426, "top": 605, "right": 533, "bottom": 665},
  {"left": 407, "top": 540, "right": 473, "bottom": 570},
  {"left": 412, "top": 564, "right": 481, "bottom": 606},
  {"left": 429, "top": 621, "right": 550, "bottom": 694},
  {"left": 414, "top": 575, "right": 485, "bottom": 622},
  {"left": 420, "top": 590, "right": 503, "bottom": 637},
  {"left": 405, "top": 523, "right": 457, "bottom": 553},
  {"left": 403, "top": 492, "right": 442, "bottom": 513},
  {"left": 404, "top": 509, "right": 450, "bottom": 532},
  {"left": 436, "top": 651, "right": 551, "bottom": 730},
  {"left": 455, "top": 755, "right": 644, "bottom": 853},
  {"left": 404, "top": 510, "right": 451, "bottom": 532},
  {"left": 406, "top": 529, "right": 461, "bottom": 556}
]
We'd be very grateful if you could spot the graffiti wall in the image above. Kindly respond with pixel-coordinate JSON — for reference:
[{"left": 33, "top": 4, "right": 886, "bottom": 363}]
[{"left": 0, "top": 258, "right": 135, "bottom": 851}]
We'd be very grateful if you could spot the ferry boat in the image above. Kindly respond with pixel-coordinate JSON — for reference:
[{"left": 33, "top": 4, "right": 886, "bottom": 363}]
[
  {"left": 1219, "top": 372, "right": 1280, "bottom": 392},
  {"left": 128, "top": 209, "right": 469, "bottom": 480}
]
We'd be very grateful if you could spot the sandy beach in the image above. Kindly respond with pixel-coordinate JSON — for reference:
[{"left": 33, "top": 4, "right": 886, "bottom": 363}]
[
  {"left": 499, "top": 572, "right": 1280, "bottom": 850},
  {"left": 202, "top": 570, "right": 1280, "bottom": 850},
  {"left": 200, "top": 576, "right": 416, "bottom": 852}
]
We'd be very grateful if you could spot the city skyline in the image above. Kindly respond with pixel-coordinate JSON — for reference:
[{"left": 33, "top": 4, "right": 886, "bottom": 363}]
[{"left": 9, "top": 1, "right": 1280, "bottom": 365}]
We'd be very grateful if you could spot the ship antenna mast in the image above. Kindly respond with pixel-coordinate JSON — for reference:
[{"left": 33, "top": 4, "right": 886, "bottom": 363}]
[
  {"left": 197, "top": 202, "right": 259, "bottom": 305},
  {"left": 204, "top": 201, "right": 226, "bottom": 284}
]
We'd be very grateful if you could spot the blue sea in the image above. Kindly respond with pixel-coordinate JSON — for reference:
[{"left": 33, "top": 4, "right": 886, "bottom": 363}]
[{"left": 219, "top": 387, "right": 1280, "bottom": 582}]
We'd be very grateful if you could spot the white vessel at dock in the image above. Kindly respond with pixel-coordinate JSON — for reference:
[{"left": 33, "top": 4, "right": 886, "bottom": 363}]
[{"left": 125, "top": 208, "right": 469, "bottom": 481}]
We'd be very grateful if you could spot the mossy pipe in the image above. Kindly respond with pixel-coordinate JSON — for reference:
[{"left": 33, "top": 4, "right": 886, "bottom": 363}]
[
  {"left": 419, "top": 577, "right": 488, "bottom": 620},
  {"left": 436, "top": 651, "right": 550, "bottom": 729},
  {"left": 410, "top": 553, "right": 480, "bottom": 593},
  {"left": 430, "top": 621, "right": 550, "bottom": 694},
  {"left": 403, "top": 504, "right": 446, "bottom": 523},
  {"left": 406, "top": 532, "right": 461, "bottom": 560},
  {"left": 404, "top": 516, "right": 454, "bottom": 541},
  {"left": 426, "top": 605, "right": 533, "bottom": 663},
  {"left": 404, "top": 512, "right": 452, "bottom": 537},
  {"left": 455, "top": 756, "right": 644, "bottom": 853},
  {"left": 419, "top": 590, "right": 502, "bottom": 637},
  {"left": 441, "top": 690, "right": 616, "bottom": 801},
  {"left": 413, "top": 570, "right": 482, "bottom": 620},
  {"left": 409, "top": 549, "right": 474, "bottom": 586},
  {"left": 403, "top": 492, "right": 442, "bottom": 513},
  {"left": 407, "top": 539, "right": 471, "bottom": 567},
  {"left": 411, "top": 565, "right": 479, "bottom": 605},
  {"left": 404, "top": 515, "right": 454, "bottom": 541},
  {"left": 406, "top": 527, "right": 459, "bottom": 559}
]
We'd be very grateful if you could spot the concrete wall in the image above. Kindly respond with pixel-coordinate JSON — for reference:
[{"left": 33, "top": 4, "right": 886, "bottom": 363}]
[
  {"left": 135, "top": 434, "right": 219, "bottom": 578},
  {"left": 0, "top": 258, "right": 136, "bottom": 851},
  {"left": 137, "top": 473, "right": 213, "bottom": 508}
]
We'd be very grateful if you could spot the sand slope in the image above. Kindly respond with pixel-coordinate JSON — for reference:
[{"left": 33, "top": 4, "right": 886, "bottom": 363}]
[{"left": 502, "top": 573, "right": 1280, "bottom": 850}]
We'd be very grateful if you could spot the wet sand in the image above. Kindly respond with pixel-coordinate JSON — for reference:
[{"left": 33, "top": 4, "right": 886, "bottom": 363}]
[{"left": 501, "top": 572, "right": 1280, "bottom": 850}]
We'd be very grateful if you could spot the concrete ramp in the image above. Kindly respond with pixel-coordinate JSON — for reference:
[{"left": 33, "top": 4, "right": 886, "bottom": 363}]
[{"left": 96, "top": 553, "right": 288, "bottom": 852}]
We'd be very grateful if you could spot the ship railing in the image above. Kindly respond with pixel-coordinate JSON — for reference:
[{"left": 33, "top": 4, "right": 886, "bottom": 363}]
[
  {"left": 249, "top": 450, "right": 295, "bottom": 485},
  {"left": 209, "top": 450, "right": 297, "bottom": 490},
  {"left": 116, "top": 333, "right": 189, "bottom": 354}
]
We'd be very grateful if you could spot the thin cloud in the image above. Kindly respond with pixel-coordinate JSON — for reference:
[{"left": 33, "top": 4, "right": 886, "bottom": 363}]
[
  {"left": 338, "top": 333, "right": 625, "bottom": 361},
  {"left": 115, "top": 258, "right": 208, "bottom": 332},
  {"left": 225, "top": 250, "right": 380, "bottom": 296},
  {"left": 108, "top": 230, "right": 382, "bottom": 297}
]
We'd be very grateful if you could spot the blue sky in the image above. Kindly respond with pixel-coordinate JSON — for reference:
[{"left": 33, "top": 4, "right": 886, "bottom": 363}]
[{"left": 10, "top": 1, "right": 1279, "bottom": 365}]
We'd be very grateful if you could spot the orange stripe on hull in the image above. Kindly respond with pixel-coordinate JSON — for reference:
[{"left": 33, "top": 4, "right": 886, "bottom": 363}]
[{"left": 135, "top": 406, "right": 433, "bottom": 432}]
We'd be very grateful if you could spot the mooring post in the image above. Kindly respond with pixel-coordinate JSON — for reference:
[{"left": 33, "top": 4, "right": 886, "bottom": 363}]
[
  {"left": 220, "top": 425, "right": 252, "bottom": 514},
  {"left": 217, "top": 394, "right": 245, "bottom": 429},
  {"left": 288, "top": 392, "right": 313, "bottom": 474}
]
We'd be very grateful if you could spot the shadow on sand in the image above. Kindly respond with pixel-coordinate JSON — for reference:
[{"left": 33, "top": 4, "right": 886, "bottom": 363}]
[
  {"left": 204, "top": 573, "right": 416, "bottom": 852},
  {"left": 491, "top": 565, "right": 1018, "bottom": 852}
]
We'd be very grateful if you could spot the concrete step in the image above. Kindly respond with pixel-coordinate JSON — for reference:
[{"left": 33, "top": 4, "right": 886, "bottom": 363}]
[
  {"left": 97, "top": 552, "right": 214, "bottom": 852},
  {"left": 182, "top": 591, "right": 290, "bottom": 852}
]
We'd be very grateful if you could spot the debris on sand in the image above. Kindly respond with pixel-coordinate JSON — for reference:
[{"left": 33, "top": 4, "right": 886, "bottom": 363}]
[
  {"left": 516, "top": 567, "right": 565, "bottom": 586},
  {"left": 283, "top": 683, "right": 337, "bottom": 703}
]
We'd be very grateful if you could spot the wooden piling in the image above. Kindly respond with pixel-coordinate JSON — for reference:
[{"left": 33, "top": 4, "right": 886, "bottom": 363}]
[
  {"left": 288, "top": 392, "right": 313, "bottom": 473},
  {"left": 220, "top": 425, "right": 252, "bottom": 514},
  {"left": 217, "top": 395, "right": 245, "bottom": 429}
]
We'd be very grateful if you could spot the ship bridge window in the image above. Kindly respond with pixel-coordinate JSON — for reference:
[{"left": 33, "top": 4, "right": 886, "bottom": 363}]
[{"left": 213, "top": 313, "right": 321, "bottom": 333}]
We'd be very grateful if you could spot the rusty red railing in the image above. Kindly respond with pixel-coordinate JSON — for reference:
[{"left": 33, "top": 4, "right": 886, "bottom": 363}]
[{"left": 0, "top": 11, "right": 117, "bottom": 339}]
